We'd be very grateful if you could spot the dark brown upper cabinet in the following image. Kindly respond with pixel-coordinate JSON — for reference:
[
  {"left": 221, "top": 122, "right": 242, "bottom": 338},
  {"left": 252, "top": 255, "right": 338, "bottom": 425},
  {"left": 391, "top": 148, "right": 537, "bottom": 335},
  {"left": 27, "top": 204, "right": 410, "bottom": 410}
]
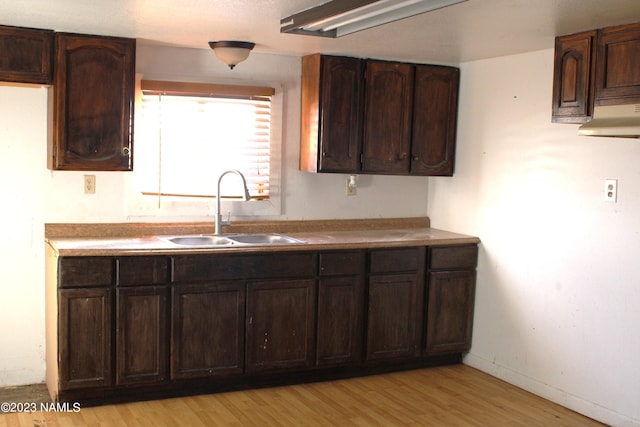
[
  {"left": 50, "top": 33, "right": 135, "bottom": 171},
  {"left": 365, "top": 247, "right": 425, "bottom": 362},
  {"left": 362, "top": 60, "right": 414, "bottom": 174},
  {"left": 411, "top": 65, "right": 459, "bottom": 176},
  {"left": 300, "top": 55, "right": 363, "bottom": 173},
  {"left": 595, "top": 22, "right": 640, "bottom": 106},
  {"left": 300, "top": 54, "right": 459, "bottom": 176},
  {"left": 552, "top": 21, "right": 640, "bottom": 123},
  {"left": 0, "top": 25, "right": 53, "bottom": 84},
  {"left": 552, "top": 31, "right": 597, "bottom": 123}
]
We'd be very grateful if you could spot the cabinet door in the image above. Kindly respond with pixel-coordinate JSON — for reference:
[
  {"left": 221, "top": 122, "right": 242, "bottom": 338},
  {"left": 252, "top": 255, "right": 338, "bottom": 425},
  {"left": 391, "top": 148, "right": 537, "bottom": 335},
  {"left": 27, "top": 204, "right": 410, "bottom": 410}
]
[
  {"left": 362, "top": 61, "right": 414, "bottom": 174},
  {"left": 116, "top": 286, "right": 168, "bottom": 385},
  {"left": 552, "top": 31, "right": 597, "bottom": 123},
  {"left": 411, "top": 65, "right": 459, "bottom": 176},
  {"left": 300, "top": 55, "right": 363, "bottom": 173},
  {"left": 171, "top": 283, "right": 245, "bottom": 379},
  {"left": 595, "top": 22, "right": 640, "bottom": 105},
  {"left": 425, "top": 270, "right": 476, "bottom": 354},
  {"left": 58, "top": 288, "right": 112, "bottom": 390},
  {"left": 316, "top": 251, "right": 365, "bottom": 366},
  {"left": 0, "top": 25, "right": 53, "bottom": 84},
  {"left": 246, "top": 279, "right": 316, "bottom": 373},
  {"left": 51, "top": 33, "right": 135, "bottom": 170},
  {"left": 365, "top": 273, "right": 422, "bottom": 361},
  {"left": 318, "top": 55, "right": 364, "bottom": 172},
  {"left": 317, "top": 277, "right": 364, "bottom": 366}
]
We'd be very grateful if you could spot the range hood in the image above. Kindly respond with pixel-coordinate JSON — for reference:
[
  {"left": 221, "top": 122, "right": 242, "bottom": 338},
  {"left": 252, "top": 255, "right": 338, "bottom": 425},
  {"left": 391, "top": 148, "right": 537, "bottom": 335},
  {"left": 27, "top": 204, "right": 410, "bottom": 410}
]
[{"left": 578, "top": 103, "right": 640, "bottom": 138}]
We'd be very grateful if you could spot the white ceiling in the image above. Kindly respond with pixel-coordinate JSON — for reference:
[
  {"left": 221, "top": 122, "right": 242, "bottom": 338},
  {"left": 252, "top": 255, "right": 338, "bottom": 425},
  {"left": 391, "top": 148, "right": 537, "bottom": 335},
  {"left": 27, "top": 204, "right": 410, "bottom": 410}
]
[{"left": 2, "top": 0, "right": 640, "bottom": 64}]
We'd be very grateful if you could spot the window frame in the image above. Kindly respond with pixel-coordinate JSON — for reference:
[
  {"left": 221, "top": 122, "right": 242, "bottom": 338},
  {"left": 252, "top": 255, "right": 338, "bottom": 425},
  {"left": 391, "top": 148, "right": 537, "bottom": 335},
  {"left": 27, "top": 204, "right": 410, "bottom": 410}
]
[{"left": 127, "top": 77, "right": 283, "bottom": 220}]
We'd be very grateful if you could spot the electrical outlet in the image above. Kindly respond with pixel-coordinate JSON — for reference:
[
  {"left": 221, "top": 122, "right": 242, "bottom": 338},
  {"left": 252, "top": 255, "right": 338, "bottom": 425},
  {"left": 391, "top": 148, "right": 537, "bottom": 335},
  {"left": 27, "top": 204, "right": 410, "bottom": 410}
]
[
  {"left": 346, "top": 177, "right": 356, "bottom": 196},
  {"left": 604, "top": 179, "right": 617, "bottom": 202},
  {"left": 84, "top": 175, "right": 96, "bottom": 194}
]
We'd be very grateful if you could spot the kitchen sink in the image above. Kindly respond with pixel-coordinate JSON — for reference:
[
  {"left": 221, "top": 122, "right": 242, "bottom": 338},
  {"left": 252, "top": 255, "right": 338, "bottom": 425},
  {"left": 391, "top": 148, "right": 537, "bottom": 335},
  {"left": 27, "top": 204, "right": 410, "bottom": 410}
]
[
  {"left": 227, "top": 233, "right": 306, "bottom": 245},
  {"left": 165, "top": 236, "right": 234, "bottom": 246},
  {"left": 163, "top": 233, "right": 306, "bottom": 247}
]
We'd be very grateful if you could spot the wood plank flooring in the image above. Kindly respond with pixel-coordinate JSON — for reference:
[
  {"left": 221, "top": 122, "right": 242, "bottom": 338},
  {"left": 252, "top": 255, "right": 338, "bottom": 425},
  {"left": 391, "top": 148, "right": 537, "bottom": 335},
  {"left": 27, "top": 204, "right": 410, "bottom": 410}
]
[{"left": 0, "top": 365, "right": 605, "bottom": 426}]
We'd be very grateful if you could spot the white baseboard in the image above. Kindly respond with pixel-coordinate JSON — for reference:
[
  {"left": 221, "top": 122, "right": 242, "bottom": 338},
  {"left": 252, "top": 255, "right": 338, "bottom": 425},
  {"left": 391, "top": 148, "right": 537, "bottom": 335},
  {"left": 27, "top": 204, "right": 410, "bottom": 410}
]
[{"left": 463, "top": 353, "right": 638, "bottom": 427}]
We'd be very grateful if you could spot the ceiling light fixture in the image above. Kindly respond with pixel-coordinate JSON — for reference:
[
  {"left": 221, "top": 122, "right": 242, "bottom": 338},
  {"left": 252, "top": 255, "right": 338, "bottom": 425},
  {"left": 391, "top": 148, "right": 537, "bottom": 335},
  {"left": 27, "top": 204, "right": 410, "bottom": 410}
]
[
  {"left": 280, "top": 0, "right": 467, "bottom": 38},
  {"left": 208, "top": 41, "right": 255, "bottom": 69}
]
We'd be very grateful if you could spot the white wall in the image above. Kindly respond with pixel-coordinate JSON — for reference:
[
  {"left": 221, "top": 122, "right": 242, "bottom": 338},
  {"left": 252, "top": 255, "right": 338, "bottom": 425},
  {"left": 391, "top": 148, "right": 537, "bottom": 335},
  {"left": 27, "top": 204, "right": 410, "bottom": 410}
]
[
  {"left": 135, "top": 45, "right": 430, "bottom": 220},
  {"left": 0, "top": 85, "right": 49, "bottom": 385},
  {"left": 0, "top": 46, "right": 428, "bottom": 387},
  {"left": 428, "top": 49, "right": 640, "bottom": 426}
]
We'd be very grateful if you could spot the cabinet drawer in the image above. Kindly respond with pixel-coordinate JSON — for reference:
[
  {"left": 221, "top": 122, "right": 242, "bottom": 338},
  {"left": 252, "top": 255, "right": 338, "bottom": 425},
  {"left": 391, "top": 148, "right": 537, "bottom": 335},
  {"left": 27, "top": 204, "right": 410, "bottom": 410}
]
[
  {"left": 319, "top": 251, "right": 365, "bottom": 276},
  {"left": 59, "top": 257, "right": 114, "bottom": 288},
  {"left": 173, "top": 253, "right": 317, "bottom": 282},
  {"left": 118, "top": 256, "right": 170, "bottom": 286},
  {"left": 429, "top": 245, "right": 478, "bottom": 270},
  {"left": 369, "top": 247, "right": 422, "bottom": 274}
]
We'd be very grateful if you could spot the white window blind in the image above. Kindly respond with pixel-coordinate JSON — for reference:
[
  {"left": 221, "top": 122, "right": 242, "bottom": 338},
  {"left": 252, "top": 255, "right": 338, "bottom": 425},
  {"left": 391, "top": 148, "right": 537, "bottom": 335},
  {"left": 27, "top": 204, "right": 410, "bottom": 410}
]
[{"left": 137, "top": 80, "right": 275, "bottom": 201}]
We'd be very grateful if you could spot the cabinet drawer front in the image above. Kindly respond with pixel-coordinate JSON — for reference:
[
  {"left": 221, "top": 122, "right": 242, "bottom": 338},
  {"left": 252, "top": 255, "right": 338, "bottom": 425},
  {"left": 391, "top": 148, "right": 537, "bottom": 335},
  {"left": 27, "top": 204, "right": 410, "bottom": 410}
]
[
  {"left": 369, "top": 247, "right": 422, "bottom": 273},
  {"left": 429, "top": 245, "right": 478, "bottom": 270},
  {"left": 173, "top": 253, "right": 317, "bottom": 282},
  {"left": 59, "top": 257, "right": 114, "bottom": 288},
  {"left": 319, "top": 251, "right": 365, "bottom": 276},
  {"left": 118, "top": 256, "right": 169, "bottom": 286}
]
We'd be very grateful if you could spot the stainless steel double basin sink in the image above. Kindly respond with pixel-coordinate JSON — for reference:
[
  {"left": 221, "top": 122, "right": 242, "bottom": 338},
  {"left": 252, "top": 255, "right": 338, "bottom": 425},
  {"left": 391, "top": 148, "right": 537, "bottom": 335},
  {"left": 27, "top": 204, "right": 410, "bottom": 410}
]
[{"left": 163, "top": 233, "right": 306, "bottom": 248}]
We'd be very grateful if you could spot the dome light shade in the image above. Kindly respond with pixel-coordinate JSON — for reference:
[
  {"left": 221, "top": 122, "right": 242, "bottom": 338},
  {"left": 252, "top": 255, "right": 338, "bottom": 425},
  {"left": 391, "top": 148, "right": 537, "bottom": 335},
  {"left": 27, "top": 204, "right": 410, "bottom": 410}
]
[{"left": 208, "top": 41, "right": 255, "bottom": 69}]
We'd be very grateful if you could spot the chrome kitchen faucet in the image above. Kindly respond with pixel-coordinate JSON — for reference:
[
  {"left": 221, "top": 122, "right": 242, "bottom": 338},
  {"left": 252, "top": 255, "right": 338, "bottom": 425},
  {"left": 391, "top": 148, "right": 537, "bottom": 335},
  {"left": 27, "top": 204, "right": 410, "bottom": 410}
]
[{"left": 215, "top": 170, "right": 251, "bottom": 235}]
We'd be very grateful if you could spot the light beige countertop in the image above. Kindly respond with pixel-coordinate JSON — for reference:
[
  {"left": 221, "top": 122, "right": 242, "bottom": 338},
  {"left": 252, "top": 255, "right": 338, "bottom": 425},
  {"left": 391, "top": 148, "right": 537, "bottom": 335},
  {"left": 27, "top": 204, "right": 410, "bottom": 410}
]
[{"left": 46, "top": 218, "right": 480, "bottom": 257}]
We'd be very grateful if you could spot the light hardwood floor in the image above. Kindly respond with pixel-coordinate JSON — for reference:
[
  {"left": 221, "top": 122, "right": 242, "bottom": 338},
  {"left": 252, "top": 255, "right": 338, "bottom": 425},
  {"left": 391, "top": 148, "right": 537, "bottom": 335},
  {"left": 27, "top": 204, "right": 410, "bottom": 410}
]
[{"left": 0, "top": 365, "right": 605, "bottom": 426}]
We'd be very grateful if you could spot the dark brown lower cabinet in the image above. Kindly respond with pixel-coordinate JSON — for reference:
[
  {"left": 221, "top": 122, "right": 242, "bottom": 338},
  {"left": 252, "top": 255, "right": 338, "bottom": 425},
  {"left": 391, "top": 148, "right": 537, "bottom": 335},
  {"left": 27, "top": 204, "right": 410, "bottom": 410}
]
[
  {"left": 366, "top": 273, "right": 423, "bottom": 361},
  {"left": 316, "top": 251, "right": 365, "bottom": 366},
  {"left": 116, "top": 286, "right": 168, "bottom": 385},
  {"left": 425, "top": 270, "right": 476, "bottom": 354},
  {"left": 365, "top": 247, "right": 425, "bottom": 362},
  {"left": 246, "top": 279, "right": 316, "bottom": 373},
  {"left": 425, "top": 245, "right": 478, "bottom": 355},
  {"left": 58, "top": 288, "right": 112, "bottom": 390},
  {"left": 48, "top": 244, "right": 477, "bottom": 405},
  {"left": 171, "top": 283, "right": 245, "bottom": 379}
]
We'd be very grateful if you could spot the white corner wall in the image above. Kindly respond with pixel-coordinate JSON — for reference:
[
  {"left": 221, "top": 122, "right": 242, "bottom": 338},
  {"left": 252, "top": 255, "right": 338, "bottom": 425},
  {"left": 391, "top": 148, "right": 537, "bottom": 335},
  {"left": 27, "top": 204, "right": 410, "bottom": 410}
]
[
  {"left": 428, "top": 49, "right": 640, "bottom": 426},
  {"left": 0, "top": 85, "right": 49, "bottom": 385}
]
